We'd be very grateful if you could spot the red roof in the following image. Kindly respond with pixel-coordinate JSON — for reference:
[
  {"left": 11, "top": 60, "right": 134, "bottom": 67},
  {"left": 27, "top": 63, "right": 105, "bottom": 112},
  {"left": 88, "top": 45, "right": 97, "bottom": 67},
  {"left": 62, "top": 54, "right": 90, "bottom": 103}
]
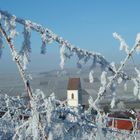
[{"left": 67, "top": 78, "right": 81, "bottom": 90}]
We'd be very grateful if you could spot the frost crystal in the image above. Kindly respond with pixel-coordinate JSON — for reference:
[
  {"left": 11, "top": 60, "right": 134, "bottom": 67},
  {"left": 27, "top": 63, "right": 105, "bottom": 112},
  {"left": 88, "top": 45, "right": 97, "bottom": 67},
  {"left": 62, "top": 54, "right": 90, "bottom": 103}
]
[
  {"left": 60, "top": 45, "right": 65, "bottom": 70},
  {"left": 133, "top": 85, "right": 138, "bottom": 96},
  {"left": 1, "top": 10, "right": 140, "bottom": 140},
  {"left": 113, "top": 32, "right": 129, "bottom": 54},
  {"left": 89, "top": 70, "right": 94, "bottom": 83},
  {"left": 25, "top": 20, "right": 31, "bottom": 32},
  {"left": 101, "top": 71, "right": 107, "bottom": 86},
  {"left": 110, "top": 62, "right": 116, "bottom": 72},
  {"left": 110, "top": 97, "right": 115, "bottom": 108},
  {"left": 132, "top": 68, "right": 140, "bottom": 99},
  {"left": 117, "top": 77, "right": 122, "bottom": 84},
  {"left": 88, "top": 96, "right": 94, "bottom": 109},
  {"left": 124, "top": 82, "right": 127, "bottom": 91},
  {"left": 136, "top": 33, "right": 140, "bottom": 53},
  {"left": 20, "top": 23, "right": 31, "bottom": 61},
  {"left": 135, "top": 67, "right": 140, "bottom": 78},
  {"left": 21, "top": 53, "right": 28, "bottom": 70},
  {"left": 9, "top": 15, "right": 18, "bottom": 38},
  {"left": 41, "top": 31, "right": 47, "bottom": 54}
]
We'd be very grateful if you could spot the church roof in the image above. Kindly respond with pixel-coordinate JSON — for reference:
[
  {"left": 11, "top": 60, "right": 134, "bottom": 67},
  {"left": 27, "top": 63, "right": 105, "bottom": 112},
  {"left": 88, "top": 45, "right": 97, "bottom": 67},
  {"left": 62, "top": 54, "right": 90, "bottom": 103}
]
[{"left": 67, "top": 78, "right": 81, "bottom": 90}]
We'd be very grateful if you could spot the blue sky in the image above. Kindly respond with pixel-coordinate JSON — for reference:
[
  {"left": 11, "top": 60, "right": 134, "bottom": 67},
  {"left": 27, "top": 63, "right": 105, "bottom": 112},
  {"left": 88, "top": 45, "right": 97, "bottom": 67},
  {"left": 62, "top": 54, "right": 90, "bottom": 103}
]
[{"left": 0, "top": 0, "right": 140, "bottom": 72}]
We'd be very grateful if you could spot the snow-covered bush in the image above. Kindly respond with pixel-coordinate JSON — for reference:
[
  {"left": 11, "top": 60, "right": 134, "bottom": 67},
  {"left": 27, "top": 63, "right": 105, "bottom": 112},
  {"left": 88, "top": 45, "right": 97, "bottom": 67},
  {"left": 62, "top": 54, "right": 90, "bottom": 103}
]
[{"left": 0, "top": 10, "right": 140, "bottom": 139}]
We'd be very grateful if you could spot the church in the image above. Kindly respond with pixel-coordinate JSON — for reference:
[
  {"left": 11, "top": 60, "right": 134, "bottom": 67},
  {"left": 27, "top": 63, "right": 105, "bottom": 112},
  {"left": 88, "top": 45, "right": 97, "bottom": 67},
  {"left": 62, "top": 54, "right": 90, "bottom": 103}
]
[{"left": 67, "top": 78, "right": 89, "bottom": 108}]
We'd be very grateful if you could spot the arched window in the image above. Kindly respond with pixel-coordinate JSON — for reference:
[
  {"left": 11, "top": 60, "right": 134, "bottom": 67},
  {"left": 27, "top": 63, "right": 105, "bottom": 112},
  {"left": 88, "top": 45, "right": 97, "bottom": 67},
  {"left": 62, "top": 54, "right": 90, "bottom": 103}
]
[{"left": 71, "top": 93, "right": 74, "bottom": 99}]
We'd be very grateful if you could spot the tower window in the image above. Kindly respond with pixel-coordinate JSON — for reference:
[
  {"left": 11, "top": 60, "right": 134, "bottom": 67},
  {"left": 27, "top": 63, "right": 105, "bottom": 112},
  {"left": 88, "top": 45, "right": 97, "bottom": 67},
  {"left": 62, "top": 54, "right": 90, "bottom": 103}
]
[{"left": 71, "top": 93, "right": 74, "bottom": 99}]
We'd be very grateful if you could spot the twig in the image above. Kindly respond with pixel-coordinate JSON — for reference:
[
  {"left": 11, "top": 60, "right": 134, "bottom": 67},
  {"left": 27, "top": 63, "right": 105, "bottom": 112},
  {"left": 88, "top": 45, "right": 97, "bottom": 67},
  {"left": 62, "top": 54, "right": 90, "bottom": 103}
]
[
  {"left": 0, "top": 10, "right": 130, "bottom": 81},
  {"left": 94, "top": 43, "right": 140, "bottom": 110},
  {"left": 0, "top": 23, "right": 33, "bottom": 100}
]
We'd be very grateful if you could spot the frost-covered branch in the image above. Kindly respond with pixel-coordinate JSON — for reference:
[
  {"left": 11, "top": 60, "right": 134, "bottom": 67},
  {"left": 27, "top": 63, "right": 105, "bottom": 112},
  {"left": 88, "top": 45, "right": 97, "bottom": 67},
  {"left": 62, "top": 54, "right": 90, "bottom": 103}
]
[
  {"left": 1, "top": 10, "right": 140, "bottom": 140},
  {"left": 113, "top": 32, "right": 129, "bottom": 54},
  {"left": 132, "top": 68, "right": 140, "bottom": 99},
  {"left": 0, "top": 10, "right": 130, "bottom": 81},
  {"left": 59, "top": 45, "right": 66, "bottom": 70},
  {"left": 94, "top": 33, "right": 140, "bottom": 110},
  {"left": 89, "top": 70, "right": 94, "bottom": 83},
  {"left": 0, "top": 93, "right": 139, "bottom": 140},
  {"left": 20, "top": 21, "right": 31, "bottom": 62},
  {"left": 0, "top": 23, "right": 33, "bottom": 100}
]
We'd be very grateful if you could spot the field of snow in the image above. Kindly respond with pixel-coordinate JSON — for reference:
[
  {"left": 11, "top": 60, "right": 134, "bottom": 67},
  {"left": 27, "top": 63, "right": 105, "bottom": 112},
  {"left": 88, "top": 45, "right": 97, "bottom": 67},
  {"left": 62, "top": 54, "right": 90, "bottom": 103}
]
[{"left": 0, "top": 66, "right": 138, "bottom": 108}]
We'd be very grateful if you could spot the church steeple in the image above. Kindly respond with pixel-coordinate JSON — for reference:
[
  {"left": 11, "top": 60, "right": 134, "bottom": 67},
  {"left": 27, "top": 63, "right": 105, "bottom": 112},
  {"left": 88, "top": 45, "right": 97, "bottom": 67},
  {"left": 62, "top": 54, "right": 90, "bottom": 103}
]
[{"left": 67, "top": 78, "right": 82, "bottom": 107}]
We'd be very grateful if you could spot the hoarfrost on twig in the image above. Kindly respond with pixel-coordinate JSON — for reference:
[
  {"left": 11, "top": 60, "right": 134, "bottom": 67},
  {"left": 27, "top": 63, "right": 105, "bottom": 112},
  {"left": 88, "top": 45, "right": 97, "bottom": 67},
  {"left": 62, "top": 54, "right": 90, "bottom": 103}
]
[
  {"left": 135, "top": 33, "right": 140, "bottom": 53},
  {"left": 110, "top": 62, "right": 117, "bottom": 72},
  {"left": 9, "top": 15, "right": 18, "bottom": 38},
  {"left": 132, "top": 68, "right": 140, "bottom": 99},
  {"left": 1, "top": 10, "right": 140, "bottom": 139},
  {"left": 20, "top": 22, "right": 31, "bottom": 62},
  {"left": 117, "top": 77, "right": 122, "bottom": 84},
  {"left": 21, "top": 53, "right": 28, "bottom": 70},
  {"left": 124, "top": 82, "right": 127, "bottom": 91},
  {"left": 60, "top": 45, "right": 65, "bottom": 70},
  {"left": 110, "top": 95, "right": 115, "bottom": 109},
  {"left": 101, "top": 71, "right": 107, "bottom": 86},
  {"left": 113, "top": 32, "right": 129, "bottom": 54},
  {"left": 40, "top": 32, "right": 47, "bottom": 54},
  {"left": 89, "top": 70, "right": 94, "bottom": 83}
]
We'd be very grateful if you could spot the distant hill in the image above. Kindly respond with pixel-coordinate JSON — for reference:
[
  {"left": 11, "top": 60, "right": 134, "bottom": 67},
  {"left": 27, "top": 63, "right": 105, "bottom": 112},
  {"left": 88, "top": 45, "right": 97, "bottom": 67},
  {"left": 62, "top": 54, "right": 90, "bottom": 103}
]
[{"left": 0, "top": 65, "right": 139, "bottom": 104}]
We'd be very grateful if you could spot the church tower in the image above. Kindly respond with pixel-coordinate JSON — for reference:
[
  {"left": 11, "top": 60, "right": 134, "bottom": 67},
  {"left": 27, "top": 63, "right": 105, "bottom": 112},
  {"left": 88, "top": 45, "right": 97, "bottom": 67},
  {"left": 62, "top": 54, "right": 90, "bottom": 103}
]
[{"left": 67, "top": 78, "right": 82, "bottom": 107}]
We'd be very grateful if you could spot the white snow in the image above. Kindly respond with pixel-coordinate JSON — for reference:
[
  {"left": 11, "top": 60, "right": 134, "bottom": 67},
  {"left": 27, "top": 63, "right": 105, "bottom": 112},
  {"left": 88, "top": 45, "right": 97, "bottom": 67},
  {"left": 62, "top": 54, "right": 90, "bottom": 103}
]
[
  {"left": 89, "top": 70, "right": 94, "bottom": 83},
  {"left": 60, "top": 45, "right": 65, "bottom": 70},
  {"left": 110, "top": 97, "right": 115, "bottom": 109},
  {"left": 135, "top": 33, "right": 140, "bottom": 54},
  {"left": 101, "top": 71, "right": 107, "bottom": 86},
  {"left": 113, "top": 32, "right": 129, "bottom": 54}
]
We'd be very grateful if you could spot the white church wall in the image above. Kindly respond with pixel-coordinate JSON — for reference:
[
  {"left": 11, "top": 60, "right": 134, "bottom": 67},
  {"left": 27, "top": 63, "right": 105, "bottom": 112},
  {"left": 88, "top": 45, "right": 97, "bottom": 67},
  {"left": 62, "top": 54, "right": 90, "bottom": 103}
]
[{"left": 67, "top": 90, "right": 79, "bottom": 107}]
